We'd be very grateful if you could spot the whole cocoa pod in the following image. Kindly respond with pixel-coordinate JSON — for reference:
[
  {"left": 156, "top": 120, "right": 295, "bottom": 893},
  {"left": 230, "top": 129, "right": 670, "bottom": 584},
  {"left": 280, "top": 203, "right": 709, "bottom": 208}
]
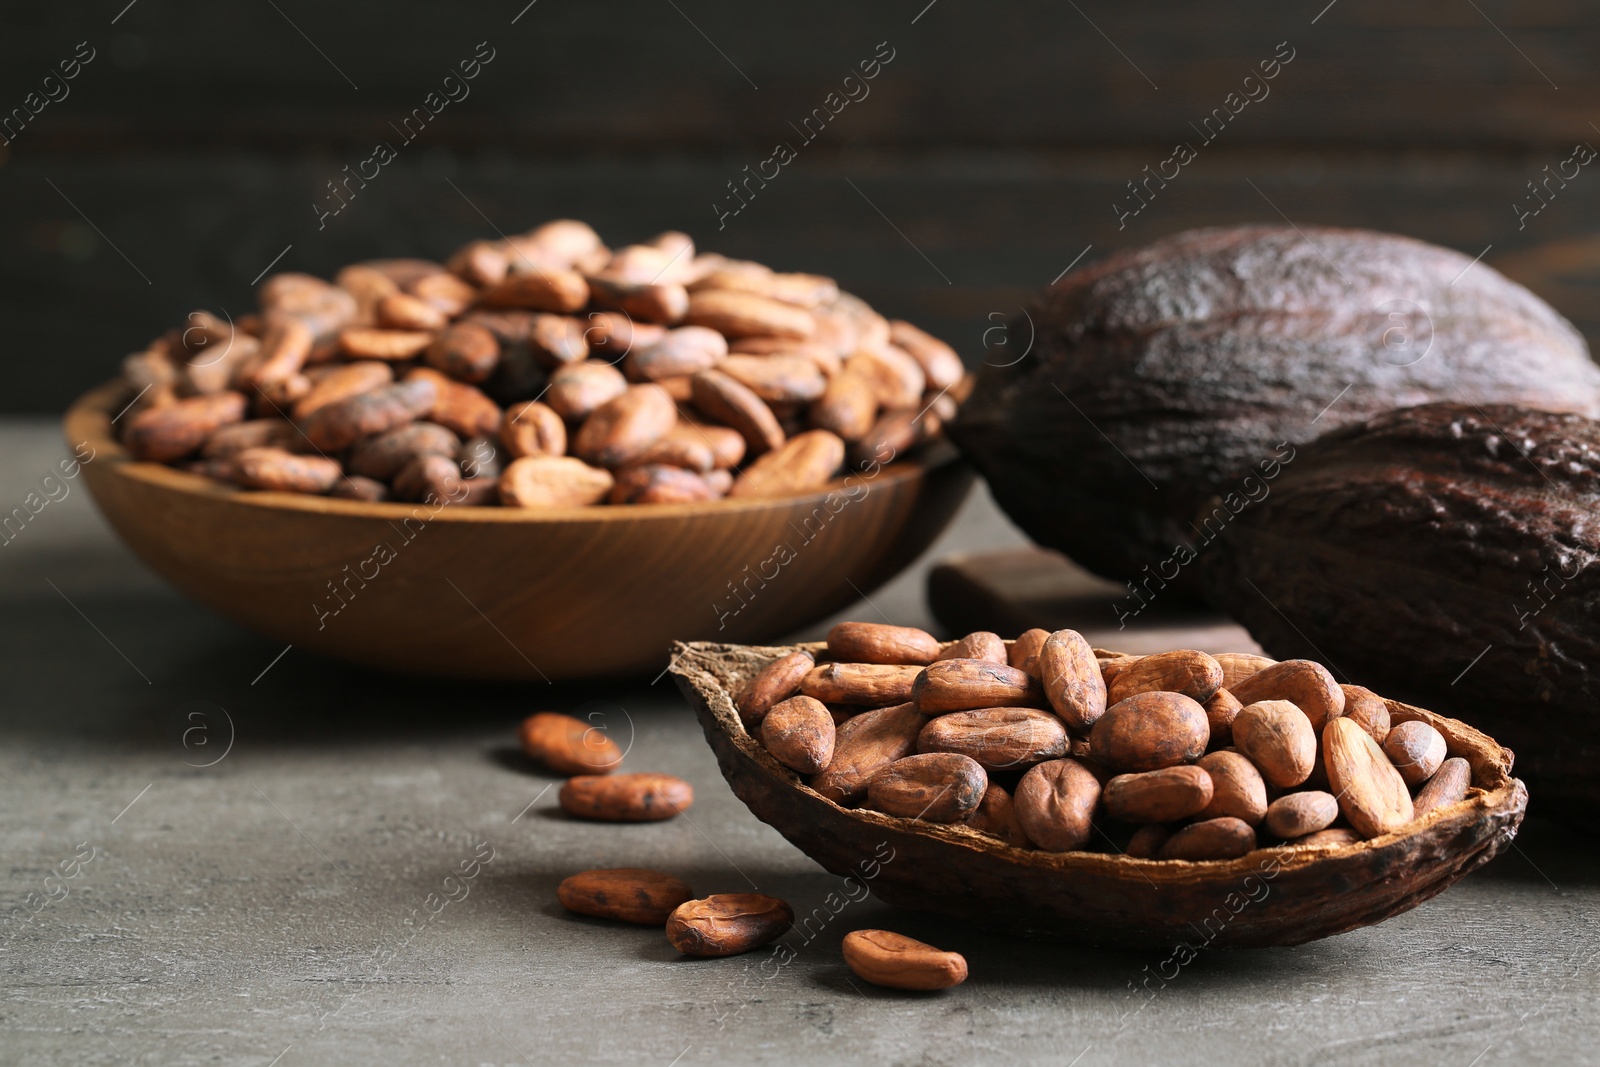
[
  {"left": 1199, "top": 401, "right": 1600, "bottom": 818},
  {"left": 951, "top": 226, "right": 1600, "bottom": 597}
]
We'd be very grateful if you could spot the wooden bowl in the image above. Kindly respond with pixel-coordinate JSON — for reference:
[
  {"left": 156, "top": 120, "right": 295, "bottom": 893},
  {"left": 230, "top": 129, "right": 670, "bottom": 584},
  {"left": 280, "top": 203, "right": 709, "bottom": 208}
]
[
  {"left": 65, "top": 381, "right": 973, "bottom": 680},
  {"left": 670, "top": 640, "right": 1529, "bottom": 949}
]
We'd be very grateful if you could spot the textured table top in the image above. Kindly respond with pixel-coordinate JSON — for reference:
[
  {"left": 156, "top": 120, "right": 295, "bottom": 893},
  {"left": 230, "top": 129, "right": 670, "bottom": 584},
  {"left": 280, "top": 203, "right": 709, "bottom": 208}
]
[{"left": 1, "top": 418, "right": 1596, "bottom": 1067}]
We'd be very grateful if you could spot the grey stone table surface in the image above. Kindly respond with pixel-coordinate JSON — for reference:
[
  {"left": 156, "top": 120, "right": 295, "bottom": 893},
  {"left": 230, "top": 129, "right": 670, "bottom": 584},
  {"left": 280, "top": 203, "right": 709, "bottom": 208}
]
[{"left": 1, "top": 418, "right": 1597, "bottom": 1067}]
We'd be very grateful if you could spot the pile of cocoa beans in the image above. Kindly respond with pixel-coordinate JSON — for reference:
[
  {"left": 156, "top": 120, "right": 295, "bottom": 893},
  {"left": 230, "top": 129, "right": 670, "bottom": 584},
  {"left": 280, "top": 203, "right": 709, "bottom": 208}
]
[
  {"left": 116, "top": 220, "right": 965, "bottom": 506},
  {"left": 739, "top": 623, "right": 1473, "bottom": 860}
]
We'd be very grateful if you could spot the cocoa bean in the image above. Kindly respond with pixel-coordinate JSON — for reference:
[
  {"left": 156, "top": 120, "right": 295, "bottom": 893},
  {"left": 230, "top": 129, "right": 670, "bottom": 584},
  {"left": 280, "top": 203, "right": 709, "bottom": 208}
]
[
  {"left": 826, "top": 622, "right": 942, "bottom": 666},
  {"left": 558, "top": 773, "right": 692, "bottom": 821},
  {"left": 730, "top": 429, "right": 844, "bottom": 498},
  {"left": 546, "top": 361, "right": 629, "bottom": 422},
  {"left": 1231, "top": 700, "right": 1317, "bottom": 788},
  {"left": 913, "top": 659, "right": 1041, "bottom": 714},
  {"left": 231, "top": 447, "right": 342, "bottom": 494},
  {"left": 1340, "top": 685, "right": 1391, "bottom": 744},
  {"left": 1103, "top": 765, "right": 1214, "bottom": 823},
  {"left": 1014, "top": 758, "right": 1100, "bottom": 852},
  {"left": 867, "top": 752, "right": 987, "bottom": 822},
  {"left": 1088, "top": 692, "right": 1209, "bottom": 773},
  {"left": 690, "top": 368, "right": 785, "bottom": 455},
  {"left": 1382, "top": 721, "right": 1448, "bottom": 786},
  {"left": 1106, "top": 649, "right": 1224, "bottom": 705},
  {"left": 1264, "top": 791, "right": 1340, "bottom": 839},
  {"left": 1230, "top": 660, "right": 1345, "bottom": 731},
  {"left": 916, "top": 708, "right": 1067, "bottom": 771},
  {"left": 1204, "top": 688, "right": 1244, "bottom": 747},
  {"left": 1008, "top": 628, "right": 1050, "bottom": 678},
  {"left": 520, "top": 711, "right": 624, "bottom": 775},
  {"left": 802, "top": 663, "right": 922, "bottom": 707},
  {"left": 737, "top": 651, "right": 815, "bottom": 726},
  {"left": 937, "top": 632, "right": 1007, "bottom": 665},
  {"left": 666, "top": 894, "right": 792, "bottom": 957},
  {"left": 1158, "top": 817, "right": 1256, "bottom": 861},
  {"left": 125, "top": 392, "right": 249, "bottom": 461},
  {"left": 1039, "top": 628, "right": 1108, "bottom": 732},
  {"left": 426, "top": 322, "right": 501, "bottom": 383},
  {"left": 810, "top": 703, "right": 925, "bottom": 804},
  {"left": 963, "top": 782, "right": 1028, "bottom": 846},
  {"left": 1195, "top": 750, "right": 1268, "bottom": 826},
  {"left": 558, "top": 868, "right": 695, "bottom": 926},
  {"left": 1412, "top": 756, "right": 1472, "bottom": 819},
  {"left": 760, "top": 695, "right": 836, "bottom": 775},
  {"left": 301, "top": 379, "right": 437, "bottom": 451},
  {"left": 842, "top": 929, "right": 968, "bottom": 990},
  {"left": 1323, "top": 718, "right": 1414, "bottom": 838},
  {"left": 499, "top": 456, "right": 614, "bottom": 507}
]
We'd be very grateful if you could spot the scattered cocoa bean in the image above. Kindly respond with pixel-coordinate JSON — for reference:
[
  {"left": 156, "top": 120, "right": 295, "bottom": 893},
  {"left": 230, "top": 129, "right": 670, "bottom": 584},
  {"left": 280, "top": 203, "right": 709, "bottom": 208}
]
[
  {"left": 558, "top": 773, "right": 692, "bottom": 821},
  {"left": 520, "top": 711, "right": 624, "bottom": 775},
  {"left": 666, "top": 894, "right": 793, "bottom": 957},
  {"left": 842, "top": 929, "right": 968, "bottom": 991},
  {"left": 557, "top": 868, "right": 694, "bottom": 925}
]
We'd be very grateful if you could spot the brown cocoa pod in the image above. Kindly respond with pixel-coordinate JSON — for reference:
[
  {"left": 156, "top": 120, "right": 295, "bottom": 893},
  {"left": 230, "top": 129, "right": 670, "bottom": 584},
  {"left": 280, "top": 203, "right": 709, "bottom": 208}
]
[
  {"left": 1382, "top": 720, "right": 1448, "bottom": 786},
  {"left": 125, "top": 392, "right": 250, "bottom": 461},
  {"left": 292, "top": 361, "right": 393, "bottom": 420},
  {"left": 867, "top": 752, "right": 987, "bottom": 823},
  {"left": 847, "top": 346, "right": 925, "bottom": 409},
  {"left": 954, "top": 227, "right": 1600, "bottom": 601},
  {"left": 1195, "top": 750, "right": 1268, "bottom": 826},
  {"left": 557, "top": 868, "right": 694, "bottom": 926},
  {"left": 1088, "top": 692, "right": 1209, "bottom": 773},
  {"left": 520, "top": 711, "right": 624, "bottom": 775},
  {"left": 665, "top": 894, "right": 792, "bottom": 957},
  {"left": 626, "top": 326, "right": 727, "bottom": 381},
  {"left": 608, "top": 464, "right": 721, "bottom": 504},
  {"left": 200, "top": 418, "right": 301, "bottom": 459},
  {"left": 330, "top": 475, "right": 388, "bottom": 501},
  {"left": 917, "top": 708, "right": 1066, "bottom": 772},
  {"left": 499, "top": 455, "right": 614, "bottom": 507},
  {"left": 802, "top": 662, "right": 922, "bottom": 706},
  {"left": 1412, "top": 756, "right": 1472, "bottom": 819},
  {"left": 1014, "top": 758, "right": 1100, "bottom": 852},
  {"left": 842, "top": 929, "right": 968, "bottom": 991},
  {"left": 231, "top": 447, "right": 342, "bottom": 493},
  {"left": 1204, "top": 688, "right": 1244, "bottom": 747},
  {"left": 963, "top": 782, "right": 1028, "bottom": 846},
  {"left": 1215, "top": 652, "right": 1276, "bottom": 691},
  {"left": 547, "top": 361, "right": 629, "bottom": 422},
  {"left": 826, "top": 622, "right": 942, "bottom": 666},
  {"left": 558, "top": 773, "right": 692, "bottom": 822},
  {"left": 810, "top": 703, "right": 926, "bottom": 803},
  {"left": 1038, "top": 628, "right": 1107, "bottom": 732},
  {"left": 730, "top": 429, "right": 845, "bottom": 498},
  {"left": 685, "top": 290, "right": 815, "bottom": 340},
  {"left": 1106, "top": 649, "right": 1224, "bottom": 705},
  {"left": 913, "top": 659, "right": 1041, "bottom": 714},
  {"left": 1158, "top": 817, "right": 1257, "bottom": 861},
  {"left": 500, "top": 401, "right": 567, "bottom": 459},
  {"left": 689, "top": 368, "right": 785, "bottom": 455},
  {"left": 1126, "top": 824, "right": 1171, "bottom": 859},
  {"left": 1230, "top": 660, "right": 1345, "bottom": 731},
  {"left": 1286, "top": 827, "right": 1363, "bottom": 849},
  {"left": 938, "top": 632, "right": 1007, "bottom": 665},
  {"left": 477, "top": 269, "right": 589, "bottom": 313},
  {"left": 1231, "top": 700, "right": 1317, "bottom": 788},
  {"left": 760, "top": 695, "right": 836, "bottom": 775},
  {"left": 337, "top": 327, "right": 434, "bottom": 362},
  {"left": 302, "top": 379, "right": 437, "bottom": 451},
  {"left": 425, "top": 321, "right": 500, "bottom": 383},
  {"left": 1340, "top": 685, "right": 1391, "bottom": 744},
  {"left": 808, "top": 369, "right": 880, "bottom": 442},
  {"left": 737, "top": 650, "right": 815, "bottom": 727},
  {"left": 1324, "top": 718, "right": 1414, "bottom": 838},
  {"left": 887, "top": 320, "right": 964, "bottom": 392},
  {"left": 392, "top": 453, "right": 465, "bottom": 504},
  {"left": 572, "top": 384, "right": 677, "bottom": 468},
  {"left": 1008, "top": 628, "right": 1050, "bottom": 678},
  {"left": 1103, "top": 765, "right": 1214, "bottom": 823},
  {"left": 348, "top": 422, "right": 459, "bottom": 481},
  {"left": 1264, "top": 791, "right": 1340, "bottom": 839},
  {"left": 527, "top": 313, "right": 591, "bottom": 367}
]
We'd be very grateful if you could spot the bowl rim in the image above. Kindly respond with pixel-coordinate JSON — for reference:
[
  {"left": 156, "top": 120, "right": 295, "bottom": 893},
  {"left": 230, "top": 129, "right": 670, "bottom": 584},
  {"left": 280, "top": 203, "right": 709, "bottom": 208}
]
[
  {"left": 67, "top": 378, "right": 953, "bottom": 525},
  {"left": 672, "top": 639, "right": 1527, "bottom": 880}
]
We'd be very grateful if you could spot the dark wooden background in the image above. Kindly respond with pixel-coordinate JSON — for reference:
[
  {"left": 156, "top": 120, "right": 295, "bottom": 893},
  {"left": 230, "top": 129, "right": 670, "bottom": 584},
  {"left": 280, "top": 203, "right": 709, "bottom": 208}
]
[{"left": 7, "top": 0, "right": 1600, "bottom": 412}]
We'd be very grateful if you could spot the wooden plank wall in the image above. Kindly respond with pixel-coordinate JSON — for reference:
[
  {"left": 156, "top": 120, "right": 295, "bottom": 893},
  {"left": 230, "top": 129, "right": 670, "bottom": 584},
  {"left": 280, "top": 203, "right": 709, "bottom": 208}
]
[{"left": 4, "top": 0, "right": 1600, "bottom": 411}]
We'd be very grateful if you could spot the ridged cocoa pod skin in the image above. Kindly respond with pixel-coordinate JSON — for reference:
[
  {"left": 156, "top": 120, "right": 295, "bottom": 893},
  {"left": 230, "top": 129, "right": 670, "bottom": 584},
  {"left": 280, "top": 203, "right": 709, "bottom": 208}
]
[
  {"left": 521, "top": 711, "right": 624, "bottom": 775},
  {"left": 760, "top": 695, "right": 836, "bottom": 775},
  {"left": 737, "top": 651, "right": 814, "bottom": 727},
  {"left": 1198, "top": 401, "right": 1600, "bottom": 818},
  {"left": 917, "top": 707, "right": 1067, "bottom": 771},
  {"left": 867, "top": 752, "right": 987, "bottom": 823},
  {"left": 557, "top": 868, "right": 694, "bottom": 925},
  {"left": 666, "top": 894, "right": 793, "bottom": 957},
  {"left": 1088, "top": 692, "right": 1209, "bottom": 773},
  {"left": 558, "top": 773, "right": 692, "bottom": 821},
  {"left": 951, "top": 226, "right": 1600, "bottom": 597},
  {"left": 842, "top": 929, "right": 968, "bottom": 991},
  {"left": 827, "top": 622, "right": 941, "bottom": 666}
]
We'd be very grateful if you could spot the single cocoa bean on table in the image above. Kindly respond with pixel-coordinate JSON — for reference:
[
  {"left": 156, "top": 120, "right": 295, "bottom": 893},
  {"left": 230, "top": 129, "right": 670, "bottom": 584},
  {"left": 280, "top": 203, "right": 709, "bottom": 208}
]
[
  {"left": 842, "top": 929, "right": 968, "bottom": 990},
  {"left": 557, "top": 868, "right": 694, "bottom": 925},
  {"left": 666, "top": 894, "right": 793, "bottom": 957},
  {"left": 558, "top": 773, "right": 692, "bottom": 822}
]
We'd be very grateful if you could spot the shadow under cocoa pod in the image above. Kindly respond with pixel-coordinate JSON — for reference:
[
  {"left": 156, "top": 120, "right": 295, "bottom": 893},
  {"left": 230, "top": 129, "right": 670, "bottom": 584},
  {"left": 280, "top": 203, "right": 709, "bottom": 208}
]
[{"left": 669, "top": 640, "right": 1528, "bottom": 950}]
